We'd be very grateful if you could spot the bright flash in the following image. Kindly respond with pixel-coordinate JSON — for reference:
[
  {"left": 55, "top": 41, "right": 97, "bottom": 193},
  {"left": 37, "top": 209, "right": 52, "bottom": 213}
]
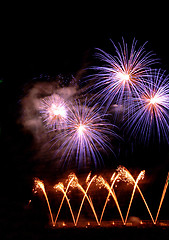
[
  {"left": 116, "top": 72, "right": 130, "bottom": 82},
  {"left": 78, "top": 124, "right": 86, "bottom": 134},
  {"left": 51, "top": 104, "right": 67, "bottom": 118},
  {"left": 149, "top": 96, "right": 158, "bottom": 105},
  {"left": 39, "top": 94, "right": 68, "bottom": 129}
]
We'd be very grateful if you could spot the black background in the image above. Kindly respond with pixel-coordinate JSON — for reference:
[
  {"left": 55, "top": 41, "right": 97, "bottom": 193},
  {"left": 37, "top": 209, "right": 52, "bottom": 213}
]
[{"left": 1, "top": 3, "right": 169, "bottom": 239}]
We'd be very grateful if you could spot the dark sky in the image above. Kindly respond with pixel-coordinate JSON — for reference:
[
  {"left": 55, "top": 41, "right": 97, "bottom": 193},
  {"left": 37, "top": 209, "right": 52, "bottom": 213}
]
[
  {"left": 1, "top": 4, "right": 169, "bottom": 83},
  {"left": 1, "top": 5, "right": 169, "bottom": 169}
]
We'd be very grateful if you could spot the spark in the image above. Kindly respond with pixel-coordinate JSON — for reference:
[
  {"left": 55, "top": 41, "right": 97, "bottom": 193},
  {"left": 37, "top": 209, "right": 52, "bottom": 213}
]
[
  {"left": 116, "top": 166, "right": 134, "bottom": 184},
  {"left": 86, "top": 172, "right": 92, "bottom": 184}
]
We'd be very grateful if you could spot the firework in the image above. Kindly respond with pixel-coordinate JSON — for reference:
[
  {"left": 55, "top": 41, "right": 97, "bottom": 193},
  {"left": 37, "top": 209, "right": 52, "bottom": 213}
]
[
  {"left": 52, "top": 99, "right": 117, "bottom": 169},
  {"left": 125, "top": 69, "right": 169, "bottom": 143},
  {"left": 125, "top": 170, "right": 145, "bottom": 224},
  {"left": 34, "top": 168, "right": 169, "bottom": 227},
  {"left": 89, "top": 38, "right": 157, "bottom": 112},
  {"left": 54, "top": 178, "right": 76, "bottom": 225},
  {"left": 34, "top": 178, "right": 55, "bottom": 226},
  {"left": 96, "top": 175, "right": 124, "bottom": 224},
  {"left": 39, "top": 94, "right": 68, "bottom": 130},
  {"left": 116, "top": 166, "right": 154, "bottom": 223},
  {"left": 116, "top": 165, "right": 134, "bottom": 184}
]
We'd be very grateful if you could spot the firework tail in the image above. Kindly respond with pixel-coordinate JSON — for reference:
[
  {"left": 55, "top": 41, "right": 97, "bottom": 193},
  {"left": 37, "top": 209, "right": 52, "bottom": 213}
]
[
  {"left": 155, "top": 172, "right": 169, "bottom": 223},
  {"left": 75, "top": 175, "right": 97, "bottom": 226},
  {"left": 99, "top": 173, "right": 119, "bottom": 224}
]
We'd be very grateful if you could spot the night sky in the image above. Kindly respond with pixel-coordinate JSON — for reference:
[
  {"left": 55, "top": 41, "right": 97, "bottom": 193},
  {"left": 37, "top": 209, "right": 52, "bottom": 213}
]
[{"left": 1, "top": 4, "right": 169, "bottom": 239}]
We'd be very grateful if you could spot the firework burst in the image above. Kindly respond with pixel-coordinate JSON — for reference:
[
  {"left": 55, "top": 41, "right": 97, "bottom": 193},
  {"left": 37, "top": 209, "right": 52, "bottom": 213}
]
[
  {"left": 52, "top": 99, "right": 117, "bottom": 169},
  {"left": 125, "top": 69, "right": 169, "bottom": 143},
  {"left": 89, "top": 38, "right": 158, "bottom": 112},
  {"left": 39, "top": 94, "right": 68, "bottom": 130}
]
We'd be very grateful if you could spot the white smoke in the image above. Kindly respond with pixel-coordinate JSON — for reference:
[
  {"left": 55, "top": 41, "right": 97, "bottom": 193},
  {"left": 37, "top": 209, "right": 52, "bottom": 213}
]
[{"left": 20, "top": 79, "right": 78, "bottom": 162}]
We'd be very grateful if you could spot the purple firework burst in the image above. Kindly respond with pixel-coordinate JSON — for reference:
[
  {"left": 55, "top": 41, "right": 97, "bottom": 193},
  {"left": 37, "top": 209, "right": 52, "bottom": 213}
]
[
  {"left": 125, "top": 69, "right": 169, "bottom": 143},
  {"left": 89, "top": 38, "right": 158, "bottom": 112},
  {"left": 51, "top": 99, "right": 118, "bottom": 169},
  {"left": 39, "top": 94, "right": 68, "bottom": 130}
]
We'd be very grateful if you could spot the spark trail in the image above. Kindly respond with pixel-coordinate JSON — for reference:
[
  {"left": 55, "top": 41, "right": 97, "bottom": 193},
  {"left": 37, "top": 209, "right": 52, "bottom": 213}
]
[
  {"left": 96, "top": 175, "right": 125, "bottom": 224},
  {"left": 124, "top": 170, "right": 145, "bottom": 224},
  {"left": 54, "top": 175, "right": 76, "bottom": 226},
  {"left": 75, "top": 174, "right": 98, "bottom": 226},
  {"left": 155, "top": 172, "right": 169, "bottom": 223},
  {"left": 34, "top": 178, "right": 55, "bottom": 227},
  {"left": 117, "top": 166, "right": 155, "bottom": 224},
  {"left": 99, "top": 172, "right": 120, "bottom": 224}
]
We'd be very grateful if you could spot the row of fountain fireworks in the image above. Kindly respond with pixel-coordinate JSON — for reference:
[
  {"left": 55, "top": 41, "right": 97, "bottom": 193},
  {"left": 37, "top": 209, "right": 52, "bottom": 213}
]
[
  {"left": 33, "top": 166, "right": 169, "bottom": 227},
  {"left": 37, "top": 38, "right": 169, "bottom": 168}
]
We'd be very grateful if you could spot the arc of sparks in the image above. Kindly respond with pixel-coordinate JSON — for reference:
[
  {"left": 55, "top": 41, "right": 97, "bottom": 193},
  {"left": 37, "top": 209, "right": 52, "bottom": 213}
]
[
  {"left": 155, "top": 172, "right": 169, "bottom": 224},
  {"left": 118, "top": 167, "right": 155, "bottom": 224},
  {"left": 132, "top": 176, "right": 155, "bottom": 224},
  {"left": 99, "top": 173, "right": 119, "bottom": 224},
  {"left": 97, "top": 175, "right": 125, "bottom": 224},
  {"left": 54, "top": 173, "right": 99, "bottom": 226},
  {"left": 54, "top": 177, "right": 76, "bottom": 226},
  {"left": 34, "top": 179, "right": 55, "bottom": 227},
  {"left": 75, "top": 175, "right": 98, "bottom": 226},
  {"left": 76, "top": 175, "right": 99, "bottom": 225},
  {"left": 125, "top": 170, "right": 145, "bottom": 224}
]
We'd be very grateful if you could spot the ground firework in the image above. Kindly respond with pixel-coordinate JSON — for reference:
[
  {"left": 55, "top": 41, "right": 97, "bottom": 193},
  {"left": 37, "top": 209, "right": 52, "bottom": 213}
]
[
  {"left": 90, "top": 39, "right": 157, "bottom": 112},
  {"left": 39, "top": 94, "right": 68, "bottom": 130},
  {"left": 125, "top": 69, "right": 169, "bottom": 143},
  {"left": 52, "top": 99, "right": 117, "bottom": 169}
]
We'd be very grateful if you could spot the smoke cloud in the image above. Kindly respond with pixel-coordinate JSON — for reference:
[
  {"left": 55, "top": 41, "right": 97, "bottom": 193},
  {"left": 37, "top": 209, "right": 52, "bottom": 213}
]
[{"left": 20, "top": 77, "right": 79, "bottom": 174}]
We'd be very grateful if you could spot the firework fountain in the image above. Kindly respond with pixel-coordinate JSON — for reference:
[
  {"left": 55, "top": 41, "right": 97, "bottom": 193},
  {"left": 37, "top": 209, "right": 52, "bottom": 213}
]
[{"left": 33, "top": 167, "right": 169, "bottom": 227}]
